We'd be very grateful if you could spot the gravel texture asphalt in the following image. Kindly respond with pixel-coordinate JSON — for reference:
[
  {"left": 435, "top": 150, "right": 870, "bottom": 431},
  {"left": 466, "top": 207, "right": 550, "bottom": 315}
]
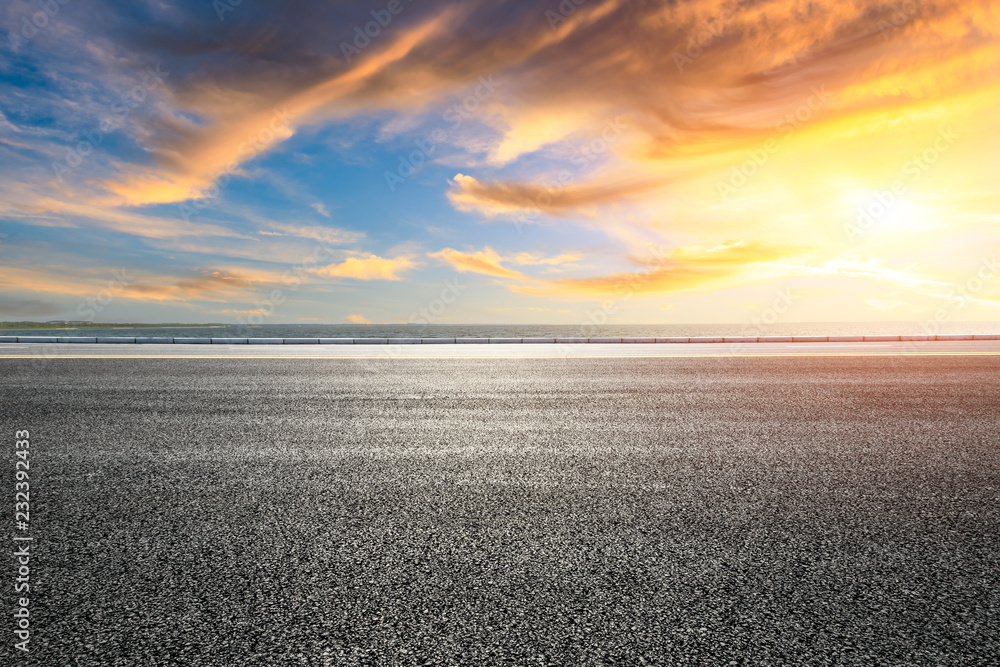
[{"left": 2, "top": 355, "right": 999, "bottom": 666}]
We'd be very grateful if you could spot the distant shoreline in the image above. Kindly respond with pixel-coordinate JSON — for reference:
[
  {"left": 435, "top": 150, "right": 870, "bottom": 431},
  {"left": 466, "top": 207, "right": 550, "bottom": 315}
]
[{"left": 0, "top": 325, "right": 228, "bottom": 331}]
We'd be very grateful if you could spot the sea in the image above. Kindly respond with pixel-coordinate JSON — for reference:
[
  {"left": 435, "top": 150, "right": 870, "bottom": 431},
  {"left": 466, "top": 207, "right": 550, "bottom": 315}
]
[{"left": 2, "top": 322, "right": 998, "bottom": 338}]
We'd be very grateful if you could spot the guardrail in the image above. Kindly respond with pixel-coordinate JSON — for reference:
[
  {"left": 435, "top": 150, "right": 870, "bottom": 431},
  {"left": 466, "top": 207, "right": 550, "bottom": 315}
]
[{"left": 0, "top": 335, "right": 996, "bottom": 345}]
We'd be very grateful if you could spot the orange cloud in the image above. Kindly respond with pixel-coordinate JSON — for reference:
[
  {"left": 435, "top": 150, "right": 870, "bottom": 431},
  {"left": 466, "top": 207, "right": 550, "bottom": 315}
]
[
  {"left": 529, "top": 241, "right": 799, "bottom": 296},
  {"left": 448, "top": 173, "right": 666, "bottom": 218},
  {"left": 0, "top": 195, "right": 251, "bottom": 242},
  {"left": 429, "top": 241, "right": 799, "bottom": 297},
  {"left": 0, "top": 265, "right": 288, "bottom": 305},
  {"left": 428, "top": 247, "right": 530, "bottom": 279},
  {"left": 6, "top": 0, "right": 1000, "bottom": 323},
  {"left": 102, "top": 11, "right": 459, "bottom": 208},
  {"left": 316, "top": 254, "right": 416, "bottom": 281}
]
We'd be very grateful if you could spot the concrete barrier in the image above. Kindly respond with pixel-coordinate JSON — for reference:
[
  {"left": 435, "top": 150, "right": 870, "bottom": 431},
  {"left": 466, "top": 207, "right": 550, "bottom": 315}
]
[
  {"left": 58, "top": 337, "right": 97, "bottom": 343},
  {"left": 319, "top": 338, "right": 354, "bottom": 344},
  {"left": 18, "top": 336, "right": 59, "bottom": 343},
  {"left": 174, "top": 337, "right": 211, "bottom": 344},
  {"left": 421, "top": 338, "right": 455, "bottom": 344},
  {"left": 387, "top": 338, "right": 421, "bottom": 345},
  {"left": 490, "top": 338, "right": 522, "bottom": 344},
  {"left": 689, "top": 337, "right": 724, "bottom": 343},
  {"left": 353, "top": 338, "right": 388, "bottom": 345},
  {"left": 245, "top": 338, "right": 283, "bottom": 345},
  {"left": 724, "top": 337, "right": 757, "bottom": 343},
  {"left": 863, "top": 335, "right": 900, "bottom": 342},
  {"left": 622, "top": 337, "right": 656, "bottom": 343},
  {"left": 829, "top": 336, "right": 864, "bottom": 342},
  {"left": 283, "top": 338, "right": 319, "bottom": 344},
  {"left": 936, "top": 334, "right": 974, "bottom": 341},
  {"left": 901, "top": 335, "right": 934, "bottom": 341},
  {"left": 0, "top": 336, "right": 18, "bottom": 343},
  {"left": 656, "top": 337, "right": 689, "bottom": 343},
  {"left": 793, "top": 336, "right": 828, "bottom": 343},
  {"left": 456, "top": 338, "right": 490, "bottom": 344},
  {"left": 589, "top": 337, "right": 622, "bottom": 344},
  {"left": 973, "top": 334, "right": 1000, "bottom": 340},
  {"left": 137, "top": 337, "right": 173, "bottom": 344},
  {"left": 211, "top": 338, "right": 248, "bottom": 344},
  {"left": 97, "top": 337, "right": 136, "bottom": 344},
  {"left": 522, "top": 338, "right": 556, "bottom": 343},
  {"left": 555, "top": 338, "right": 588, "bottom": 344}
]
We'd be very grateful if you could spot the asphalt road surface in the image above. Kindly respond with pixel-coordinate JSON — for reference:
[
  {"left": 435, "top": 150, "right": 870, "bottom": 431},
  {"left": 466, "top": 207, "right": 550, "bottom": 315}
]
[{"left": 2, "top": 354, "right": 999, "bottom": 665}]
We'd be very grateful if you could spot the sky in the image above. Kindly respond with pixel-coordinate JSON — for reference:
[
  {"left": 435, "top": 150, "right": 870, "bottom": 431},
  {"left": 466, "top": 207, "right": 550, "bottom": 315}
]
[{"left": 1, "top": 0, "right": 998, "bottom": 326}]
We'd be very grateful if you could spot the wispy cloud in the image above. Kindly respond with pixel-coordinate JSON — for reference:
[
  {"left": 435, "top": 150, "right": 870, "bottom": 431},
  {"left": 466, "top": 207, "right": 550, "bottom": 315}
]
[{"left": 258, "top": 222, "right": 364, "bottom": 246}]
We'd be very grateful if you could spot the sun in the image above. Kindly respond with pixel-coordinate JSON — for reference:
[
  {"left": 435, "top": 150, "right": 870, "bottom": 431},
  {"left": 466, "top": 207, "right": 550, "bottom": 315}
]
[{"left": 842, "top": 187, "right": 936, "bottom": 242}]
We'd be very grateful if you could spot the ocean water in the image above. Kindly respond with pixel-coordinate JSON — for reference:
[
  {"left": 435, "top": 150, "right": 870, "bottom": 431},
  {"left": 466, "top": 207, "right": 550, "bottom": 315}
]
[{"left": 2, "top": 322, "right": 998, "bottom": 338}]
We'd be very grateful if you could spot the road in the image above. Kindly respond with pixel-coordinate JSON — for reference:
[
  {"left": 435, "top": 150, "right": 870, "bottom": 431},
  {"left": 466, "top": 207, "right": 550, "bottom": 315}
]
[{"left": 2, "top": 351, "right": 999, "bottom": 665}]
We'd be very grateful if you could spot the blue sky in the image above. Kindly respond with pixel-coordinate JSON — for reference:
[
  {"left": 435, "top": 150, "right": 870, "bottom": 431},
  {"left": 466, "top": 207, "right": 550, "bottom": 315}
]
[{"left": 2, "top": 0, "right": 999, "bottom": 325}]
